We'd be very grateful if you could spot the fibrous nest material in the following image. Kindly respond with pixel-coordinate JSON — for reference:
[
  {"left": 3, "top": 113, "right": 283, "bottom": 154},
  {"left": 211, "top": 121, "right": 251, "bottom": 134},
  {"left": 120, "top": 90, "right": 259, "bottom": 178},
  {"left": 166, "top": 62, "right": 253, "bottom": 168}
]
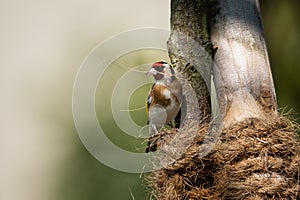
[{"left": 147, "top": 116, "right": 300, "bottom": 199}]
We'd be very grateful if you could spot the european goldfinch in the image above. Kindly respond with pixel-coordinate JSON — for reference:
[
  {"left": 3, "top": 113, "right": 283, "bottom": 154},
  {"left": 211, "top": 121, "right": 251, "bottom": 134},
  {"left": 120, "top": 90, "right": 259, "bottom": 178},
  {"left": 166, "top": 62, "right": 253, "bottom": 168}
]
[{"left": 146, "top": 61, "right": 182, "bottom": 135}]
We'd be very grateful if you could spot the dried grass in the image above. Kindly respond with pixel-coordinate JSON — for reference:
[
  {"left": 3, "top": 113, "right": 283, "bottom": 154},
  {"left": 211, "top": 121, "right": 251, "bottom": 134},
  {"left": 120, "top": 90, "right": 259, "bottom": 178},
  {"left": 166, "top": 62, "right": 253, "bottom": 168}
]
[{"left": 146, "top": 115, "right": 300, "bottom": 199}]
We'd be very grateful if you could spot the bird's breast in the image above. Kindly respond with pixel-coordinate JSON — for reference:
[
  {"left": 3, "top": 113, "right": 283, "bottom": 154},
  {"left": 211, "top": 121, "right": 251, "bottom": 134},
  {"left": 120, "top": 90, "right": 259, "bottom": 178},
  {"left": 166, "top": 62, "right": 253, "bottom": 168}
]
[{"left": 150, "top": 84, "right": 172, "bottom": 107}]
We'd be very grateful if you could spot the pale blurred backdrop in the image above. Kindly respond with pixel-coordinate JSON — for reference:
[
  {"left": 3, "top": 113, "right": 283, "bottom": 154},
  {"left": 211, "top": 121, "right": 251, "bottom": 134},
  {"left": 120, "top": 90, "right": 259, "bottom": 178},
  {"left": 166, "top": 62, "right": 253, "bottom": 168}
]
[{"left": 0, "top": 1, "right": 299, "bottom": 200}]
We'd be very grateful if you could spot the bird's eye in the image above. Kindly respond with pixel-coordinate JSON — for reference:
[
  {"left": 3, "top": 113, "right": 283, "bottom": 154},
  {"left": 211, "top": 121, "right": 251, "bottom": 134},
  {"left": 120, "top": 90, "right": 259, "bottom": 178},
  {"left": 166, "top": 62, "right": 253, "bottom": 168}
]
[{"left": 157, "top": 66, "right": 164, "bottom": 72}]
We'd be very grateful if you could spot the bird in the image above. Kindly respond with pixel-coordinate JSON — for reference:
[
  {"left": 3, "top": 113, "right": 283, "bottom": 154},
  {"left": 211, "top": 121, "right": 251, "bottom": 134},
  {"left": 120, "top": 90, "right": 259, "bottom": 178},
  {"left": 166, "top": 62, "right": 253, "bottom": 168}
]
[{"left": 146, "top": 61, "right": 182, "bottom": 136}]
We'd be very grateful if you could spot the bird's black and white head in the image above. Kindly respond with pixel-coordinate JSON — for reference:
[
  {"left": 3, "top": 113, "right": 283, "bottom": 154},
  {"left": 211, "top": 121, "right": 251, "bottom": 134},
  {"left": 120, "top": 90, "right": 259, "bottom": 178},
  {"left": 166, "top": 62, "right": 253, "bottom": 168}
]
[{"left": 146, "top": 61, "right": 175, "bottom": 82}]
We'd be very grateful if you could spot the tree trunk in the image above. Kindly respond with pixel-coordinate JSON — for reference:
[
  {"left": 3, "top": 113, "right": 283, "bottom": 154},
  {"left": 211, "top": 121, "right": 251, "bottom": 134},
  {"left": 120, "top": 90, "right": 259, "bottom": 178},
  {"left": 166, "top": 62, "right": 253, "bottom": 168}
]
[
  {"left": 210, "top": 0, "right": 277, "bottom": 127},
  {"left": 167, "top": 0, "right": 211, "bottom": 121}
]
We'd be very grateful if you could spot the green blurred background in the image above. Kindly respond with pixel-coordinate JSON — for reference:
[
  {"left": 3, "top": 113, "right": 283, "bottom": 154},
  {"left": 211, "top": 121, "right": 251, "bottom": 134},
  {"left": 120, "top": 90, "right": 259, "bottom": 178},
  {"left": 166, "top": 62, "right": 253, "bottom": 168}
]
[{"left": 0, "top": 1, "right": 299, "bottom": 200}]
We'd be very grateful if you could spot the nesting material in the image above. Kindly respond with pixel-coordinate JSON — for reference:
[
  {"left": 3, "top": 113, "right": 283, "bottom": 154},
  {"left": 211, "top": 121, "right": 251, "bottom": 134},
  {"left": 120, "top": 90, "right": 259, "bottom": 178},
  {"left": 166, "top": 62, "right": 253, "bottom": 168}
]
[{"left": 147, "top": 116, "right": 300, "bottom": 199}]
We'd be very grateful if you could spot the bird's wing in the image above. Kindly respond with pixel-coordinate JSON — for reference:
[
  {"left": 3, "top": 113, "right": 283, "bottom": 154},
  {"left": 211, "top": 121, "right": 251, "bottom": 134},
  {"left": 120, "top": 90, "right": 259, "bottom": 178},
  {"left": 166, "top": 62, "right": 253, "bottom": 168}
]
[
  {"left": 146, "top": 83, "right": 156, "bottom": 119},
  {"left": 146, "top": 95, "right": 152, "bottom": 119}
]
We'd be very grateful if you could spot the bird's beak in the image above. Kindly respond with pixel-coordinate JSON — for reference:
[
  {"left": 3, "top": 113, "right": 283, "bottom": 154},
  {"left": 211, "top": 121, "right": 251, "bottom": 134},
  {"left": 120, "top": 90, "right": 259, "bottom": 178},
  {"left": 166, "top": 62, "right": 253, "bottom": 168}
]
[{"left": 146, "top": 68, "right": 157, "bottom": 76}]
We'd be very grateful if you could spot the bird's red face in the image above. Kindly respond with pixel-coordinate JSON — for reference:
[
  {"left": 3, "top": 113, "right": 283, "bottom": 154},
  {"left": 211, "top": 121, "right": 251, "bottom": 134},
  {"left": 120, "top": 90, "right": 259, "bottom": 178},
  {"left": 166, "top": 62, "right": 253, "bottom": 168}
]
[{"left": 147, "top": 61, "right": 171, "bottom": 80}]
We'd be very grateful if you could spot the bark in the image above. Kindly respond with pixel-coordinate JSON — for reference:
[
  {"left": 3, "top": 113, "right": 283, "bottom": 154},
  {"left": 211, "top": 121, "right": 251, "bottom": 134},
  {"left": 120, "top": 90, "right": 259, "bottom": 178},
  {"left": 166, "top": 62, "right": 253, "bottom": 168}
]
[
  {"left": 210, "top": 0, "right": 278, "bottom": 126},
  {"left": 167, "top": 0, "right": 212, "bottom": 121}
]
